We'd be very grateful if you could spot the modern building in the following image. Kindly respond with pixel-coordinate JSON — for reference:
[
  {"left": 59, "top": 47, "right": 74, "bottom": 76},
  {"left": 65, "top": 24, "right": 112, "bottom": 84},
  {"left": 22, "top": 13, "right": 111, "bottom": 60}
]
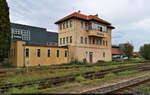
[
  {"left": 55, "top": 12, "right": 115, "bottom": 63},
  {"left": 9, "top": 12, "right": 115, "bottom": 67},
  {"left": 11, "top": 23, "right": 58, "bottom": 46}
]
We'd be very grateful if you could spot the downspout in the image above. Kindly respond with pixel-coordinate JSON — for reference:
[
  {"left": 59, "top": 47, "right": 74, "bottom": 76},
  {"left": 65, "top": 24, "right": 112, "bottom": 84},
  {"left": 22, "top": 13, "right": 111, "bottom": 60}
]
[{"left": 23, "top": 44, "right": 26, "bottom": 67}]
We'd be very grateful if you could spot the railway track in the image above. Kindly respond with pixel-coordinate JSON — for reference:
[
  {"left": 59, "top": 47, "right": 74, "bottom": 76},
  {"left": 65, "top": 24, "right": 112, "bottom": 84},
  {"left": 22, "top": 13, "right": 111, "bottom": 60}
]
[
  {"left": 1, "top": 63, "right": 150, "bottom": 93},
  {"left": 109, "top": 76, "right": 150, "bottom": 94}
]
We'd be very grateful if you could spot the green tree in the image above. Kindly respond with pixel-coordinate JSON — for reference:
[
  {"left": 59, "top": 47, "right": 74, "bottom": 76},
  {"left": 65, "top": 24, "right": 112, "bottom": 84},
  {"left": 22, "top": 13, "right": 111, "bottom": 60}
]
[
  {"left": 0, "top": 0, "right": 11, "bottom": 61},
  {"left": 140, "top": 44, "right": 150, "bottom": 60},
  {"left": 123, "top": 43, "right": 134, "bottom": 60}
]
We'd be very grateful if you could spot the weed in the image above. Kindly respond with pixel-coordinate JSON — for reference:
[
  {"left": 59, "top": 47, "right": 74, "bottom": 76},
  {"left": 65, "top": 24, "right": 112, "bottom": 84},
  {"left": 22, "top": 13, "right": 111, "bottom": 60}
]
[
  {"left": 75, "top": 76, "right": 86, "bottom": 82},
  {"left": 104, "top": 73, "right": 117, "bottom": 79},
  {"left": 118, "top": 70, "right": 138, "bottom": 76},
  {"left": 8, "top": 88, "right": 21, "bottom": 94},
  {"left": 8, "top": 85, "right": 39, "bottom": 94}
]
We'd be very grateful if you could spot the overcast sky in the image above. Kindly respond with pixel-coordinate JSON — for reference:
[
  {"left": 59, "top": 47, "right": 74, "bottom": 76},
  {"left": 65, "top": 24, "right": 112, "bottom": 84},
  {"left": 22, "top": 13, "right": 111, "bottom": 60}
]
[{"left": 7, "top": 0, "right": 150, "bottom": 51}]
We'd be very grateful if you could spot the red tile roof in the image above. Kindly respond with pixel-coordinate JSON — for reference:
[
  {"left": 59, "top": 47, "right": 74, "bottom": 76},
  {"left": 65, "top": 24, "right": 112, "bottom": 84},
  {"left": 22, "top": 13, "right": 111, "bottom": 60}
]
[
  {"left": 55, "top": 12, "right": 112, "bottom": 25},
  {"left": 112, "top": 48, "right": 121, "bottom": 55}
]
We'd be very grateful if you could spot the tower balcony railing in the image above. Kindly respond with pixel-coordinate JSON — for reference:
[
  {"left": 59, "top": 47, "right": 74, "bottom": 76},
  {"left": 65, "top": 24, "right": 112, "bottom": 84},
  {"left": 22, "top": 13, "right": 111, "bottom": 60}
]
[{"left": 87, "top": 29, "right": 107, "bottom": 38}]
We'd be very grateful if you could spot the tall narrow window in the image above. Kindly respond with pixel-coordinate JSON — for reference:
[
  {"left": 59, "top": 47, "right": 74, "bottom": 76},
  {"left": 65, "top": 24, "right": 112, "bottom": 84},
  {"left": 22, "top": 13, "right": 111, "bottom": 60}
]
[
  {"left": 100, "top": 40, "right": 102, "bottom": 46},
  {"left": 106, "top": 41, "right": 108, "bottom": 46},
  {"left": 80, "top": 37, "right": 83, "bottom": 44},
  {"left": 70, "top": 20, "right": 72, "bottom": 27},
  {"left": 103, "top": 40, "right": 105, "bottom": 46},
  {"left": 97, "top": 39, "right": 99, "bottom": 45},
  {"left": 37, "top": 49, "right": 40, "bottom": 57},
  {"left": 66, "top": 21, "right": 68, "bottom": 28},
  {"left": 85, "top": 38, "right": 88, "bottom": 44},
  {"left": 80, "top": 22, "right": 83, "bottom": 28},
  {"left": 85, "top": 23, "right": 88, "bottom": 30},
  {"left": 93, "top": 38, "right": 95, "bottom": 44},
  {"left": 70, "top": 36, "right": 72, "bottom": 43},
  {"left": 100, "top": 27, "right": 102, "bottom": 32},
  {"left": 64, "top": 50, "right": 68, "bottom": 57},
  {"left": 60, "top": 24, "right": 62, "bottom": 30},
  {"left": 25, "top": 48, "right": 29, "bottom": 57},
  {"left": 66, "top": 37, "right": 68, "bottom": 43},
  {"left": 89, "top": 38, "right": 91, "bottom": 44},
  {"left": 60, "top": 38, "right": 62, "bottom": 45},
  {"left": 63, "top": 23, "right": 65, "bottom": 29},
  {"left": 56, "top": 50, "right": 59, "bottom": 58},
  {"left": 63, "top": 37, "right": 65, "bottom": 44},
  {"left": 48, "top": 49, "right": 51, "bottom": 57}
]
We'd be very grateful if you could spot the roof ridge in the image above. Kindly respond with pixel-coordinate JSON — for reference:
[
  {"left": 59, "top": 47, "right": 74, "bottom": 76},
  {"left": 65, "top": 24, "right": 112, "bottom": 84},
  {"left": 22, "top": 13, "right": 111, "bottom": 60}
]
[{"left": 55, "top": 12, "right": 112, "bottom": 25}]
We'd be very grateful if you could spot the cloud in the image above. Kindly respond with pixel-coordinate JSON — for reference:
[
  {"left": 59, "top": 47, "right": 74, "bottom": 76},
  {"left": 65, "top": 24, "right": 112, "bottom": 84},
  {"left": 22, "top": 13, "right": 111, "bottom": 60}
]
[
  {"left": 130, "top": 18, "right": 150, "bottom": 31},
  {"left": 7, "top": 0, "right": 150, "bottom": 51}
]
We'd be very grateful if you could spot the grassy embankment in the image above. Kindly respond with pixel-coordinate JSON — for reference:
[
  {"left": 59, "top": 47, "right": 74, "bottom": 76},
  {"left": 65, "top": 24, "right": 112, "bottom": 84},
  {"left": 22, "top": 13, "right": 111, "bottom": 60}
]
[
  {"left": 4, "top": 61, "right": 141, "bottom": 84},
  {"left": 7, "top": 69, "right": 140, "bottom": 94}
]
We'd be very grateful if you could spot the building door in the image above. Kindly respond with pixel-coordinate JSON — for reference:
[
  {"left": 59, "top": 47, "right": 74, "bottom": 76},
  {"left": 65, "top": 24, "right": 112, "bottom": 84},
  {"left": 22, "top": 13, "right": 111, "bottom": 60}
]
[{"left": 89, "top": 52, "right": 93, "bottom": 63}]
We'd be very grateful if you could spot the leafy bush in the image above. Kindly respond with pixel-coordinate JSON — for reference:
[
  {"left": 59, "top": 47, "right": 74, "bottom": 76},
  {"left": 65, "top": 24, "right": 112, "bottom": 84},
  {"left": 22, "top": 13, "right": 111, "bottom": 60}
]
[
  {"left": 118, "top": 70, "right": 138, "bottom": 76},
  {"left": 75, "top": 76, "right": 86, "bottom": 82},
  {"left": 123, "top": 43, "right": 134, "bottom": 60},
  {"left": 104, "top": 73, "right": 117, "bottom": 79},
  {"left": 140, "top": 44, "right": 150, "bottom": 60}
]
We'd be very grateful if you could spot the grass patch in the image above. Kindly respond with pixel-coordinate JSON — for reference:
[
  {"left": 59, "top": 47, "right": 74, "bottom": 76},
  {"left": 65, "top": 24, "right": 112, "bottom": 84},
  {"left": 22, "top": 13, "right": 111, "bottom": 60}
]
[
  {"left": 124, "top": 58, "right": 148, "bottom": 64},
  {"left": 138, "top": 86, "right": 150, "bottom": 92},
  {"left": 75, "top": 76, "right": 86, "bottom": 82},
  {"left": 104, "top": 73, "right": 117, "bottom": 79},
  {"left": 7, "top": 85, "right": 39, "bottom": 94},
  {"left": 118, "top": 70, "right": 139, "bottom": 76}
]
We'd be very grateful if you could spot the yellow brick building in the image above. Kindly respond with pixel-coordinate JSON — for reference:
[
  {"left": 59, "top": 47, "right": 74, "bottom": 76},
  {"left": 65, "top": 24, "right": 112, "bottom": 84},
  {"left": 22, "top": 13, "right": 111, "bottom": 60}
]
[
  {"left": 9, "top": 41, "right": 69, "bottom": 67},
  {"left": 55, "top": 12, "right": 115, "bottom": 63},
  {"left": 9, "top": 12, "right": 115, "bottom": 67}
]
